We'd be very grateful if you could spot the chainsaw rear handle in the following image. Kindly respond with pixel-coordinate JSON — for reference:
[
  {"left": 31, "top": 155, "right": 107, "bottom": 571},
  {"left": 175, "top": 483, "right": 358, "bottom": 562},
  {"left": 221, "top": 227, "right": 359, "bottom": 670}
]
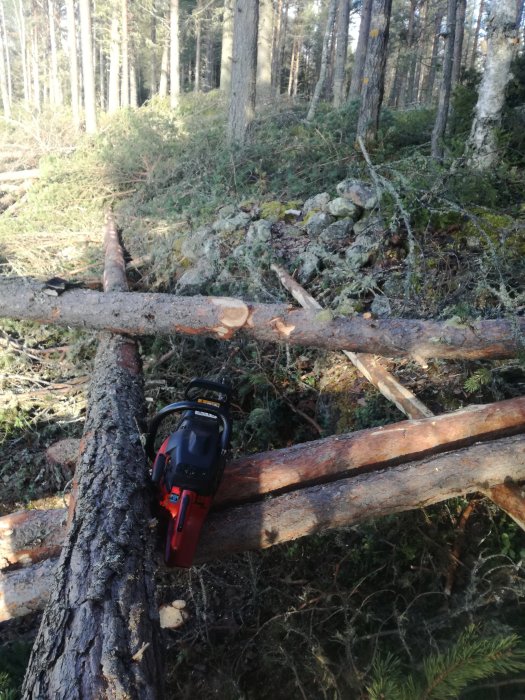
[{"left": 145, "top": 400, "right": 231, "bottom": 461}]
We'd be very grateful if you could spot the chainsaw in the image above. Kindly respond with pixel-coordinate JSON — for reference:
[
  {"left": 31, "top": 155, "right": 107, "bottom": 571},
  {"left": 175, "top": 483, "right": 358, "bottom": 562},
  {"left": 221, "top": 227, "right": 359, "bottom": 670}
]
[{"left": 146, "top": 378, "right": 232, "bottom": 568}]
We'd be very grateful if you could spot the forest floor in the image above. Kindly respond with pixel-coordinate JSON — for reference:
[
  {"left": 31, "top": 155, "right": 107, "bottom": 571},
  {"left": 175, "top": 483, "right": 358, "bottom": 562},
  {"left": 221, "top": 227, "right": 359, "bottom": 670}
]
[{"left": 1, "top": 96, "right": 525, "bottom": 699}]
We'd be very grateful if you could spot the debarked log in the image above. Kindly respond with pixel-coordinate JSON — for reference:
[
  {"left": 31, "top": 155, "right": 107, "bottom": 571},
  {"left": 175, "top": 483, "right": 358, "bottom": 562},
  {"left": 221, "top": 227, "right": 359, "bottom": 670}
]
[
  {"left": 0, "top": 277, "right": 524, "bottom": 360},
  {"left": 2, "top": 434, "right": 525, "bottom": 622}
]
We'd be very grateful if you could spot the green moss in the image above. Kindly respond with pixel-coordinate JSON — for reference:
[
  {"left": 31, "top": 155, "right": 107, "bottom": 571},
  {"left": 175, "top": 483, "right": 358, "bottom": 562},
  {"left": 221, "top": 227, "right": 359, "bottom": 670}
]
[{"left": 260, "top": 200, "right": 286, "bottom": 222}]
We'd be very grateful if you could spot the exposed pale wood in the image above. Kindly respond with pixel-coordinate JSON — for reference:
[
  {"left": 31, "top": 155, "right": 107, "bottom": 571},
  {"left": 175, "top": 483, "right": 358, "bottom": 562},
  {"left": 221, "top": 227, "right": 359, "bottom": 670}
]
[
  {"left": 482, "top": 481, "right": 525, "bottom": 530},
  {"left": 20, "top": 219, "right": 163, "bottom": 698},
  {"left": 1, "top": 278, "right": 524, "bottom": 360},
  {"left": 4, "top": 434, "right": 525, "bottom": 621},
  {"left": 271, "top": 263, "right": 432, "bottom": 420},
  {"left": 3, "top": 396, "right": 525, "bottom": 578}
]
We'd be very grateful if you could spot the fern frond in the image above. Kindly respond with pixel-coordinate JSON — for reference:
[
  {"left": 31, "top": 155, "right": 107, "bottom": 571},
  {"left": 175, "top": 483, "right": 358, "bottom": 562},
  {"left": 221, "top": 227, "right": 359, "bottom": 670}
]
[{"left": 419, "top": 625, "right": 525, "bottom": 700}]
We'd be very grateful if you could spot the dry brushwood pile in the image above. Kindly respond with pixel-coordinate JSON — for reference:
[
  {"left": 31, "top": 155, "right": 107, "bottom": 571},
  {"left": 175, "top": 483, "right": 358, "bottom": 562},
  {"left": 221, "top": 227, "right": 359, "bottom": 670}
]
[{"left": 1, "top": 168, "right": 525, "bottom": 697}]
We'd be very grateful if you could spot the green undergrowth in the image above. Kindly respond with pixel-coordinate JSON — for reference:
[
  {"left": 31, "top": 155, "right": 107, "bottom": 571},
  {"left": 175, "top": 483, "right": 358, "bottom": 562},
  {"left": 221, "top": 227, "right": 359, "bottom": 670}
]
[{"left": 1, "top": 94, "right": 525, "bottom": 698}]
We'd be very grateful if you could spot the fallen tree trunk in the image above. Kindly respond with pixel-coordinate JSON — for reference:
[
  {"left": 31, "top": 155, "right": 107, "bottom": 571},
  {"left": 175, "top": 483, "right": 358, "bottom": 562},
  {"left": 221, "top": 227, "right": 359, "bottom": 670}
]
[
  {"left": 3, "top": 395, "right": 525, "bottom": 577},
  {"left": 21, "top": 217, "right": 164, "bottom": 699},
  {"left": 0, "top": 168, "right": 40, "bottom": 181},
  {"left": 0, "top": 277, "right": 524, "bottom": 360},
  {"left": 3, "top": 434, "right": 525, "bottom": 622}
]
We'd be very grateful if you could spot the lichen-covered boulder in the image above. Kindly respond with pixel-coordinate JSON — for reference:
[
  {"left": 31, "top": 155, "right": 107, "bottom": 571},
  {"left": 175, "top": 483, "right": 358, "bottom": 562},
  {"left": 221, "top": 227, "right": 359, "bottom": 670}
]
[
  {"left": 345, "top": 218, "right": 385, "bottom": 270},
  {"left": 305, "top": 211, "right": 334, "bottom": 237},
  {"left": 327, "top": 197, "right": 360, "bottom": 219},
  {"left": 303, "top": 192, "right": 330, "bottom": 214},
  {"left": 212, "top": 210, "right": 252, "bottom": 233},
  {"left": 246, "top": 219, "right": 272, "bottom": 247},
  {"left": 336, "top": 179, "right": 378, "bottom": 209},
  {"left": 180, "top": 226, "right": 217, "bottom": 262},
  {"left": 297, "top": 251, "right": 320, "bottom": 283},
  {"left": 176, "top": 261, "right": 216, "bottom": 294},
  {"left": 318, "top": 219, "right": 354, "bottom": 251},
  {"left": 371, "top": 294, "right": 392, "bottom": 318}
]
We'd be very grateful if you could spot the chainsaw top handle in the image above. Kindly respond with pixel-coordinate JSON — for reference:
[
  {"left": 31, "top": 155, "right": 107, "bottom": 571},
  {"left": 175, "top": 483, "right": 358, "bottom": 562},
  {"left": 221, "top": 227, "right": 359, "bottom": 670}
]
[
  {"left": 145, "top": 400, "right": 231, "bottom": 461},
  {"left": 184, "top": 377, "right": 232, "bottom": 404}
]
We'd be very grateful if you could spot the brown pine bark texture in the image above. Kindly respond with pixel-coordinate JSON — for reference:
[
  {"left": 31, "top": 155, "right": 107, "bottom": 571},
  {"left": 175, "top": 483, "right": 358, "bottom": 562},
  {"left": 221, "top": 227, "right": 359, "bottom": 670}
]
[
  {"left": 356, "top": 0, "right": 393, "bottom": 143},
  {"left": 1, "top": 278, "right": 525, "bottom": 360}
]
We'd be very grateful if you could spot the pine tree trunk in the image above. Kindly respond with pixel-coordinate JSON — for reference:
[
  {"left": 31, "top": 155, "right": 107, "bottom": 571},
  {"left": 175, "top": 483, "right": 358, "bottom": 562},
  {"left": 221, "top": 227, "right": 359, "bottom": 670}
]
[
  {"left": 257, "top": 0, "right": 273, "bottom": 103},
  {"left": 423, "top": 8, "right": 443, "bottom": 104},
  {"left": 16, "top": 0, "right": 30, "bottom": 106},
  {"left": 65, "top": 0, "right": 80, "bottom": 127},
  {"left": 356, "top": 0, "right": 393, "bottom": 144},
  {"left": 121, "top": 0, "right": 129, "bottom": 107},
  {"left": 451, "top": 0, "right": 466, "bottom": 88},
  {"left": 129, "top": 47, "right": 138, "bottom": 107},
  {"left": 431, "top": 0, "right": 457, "bottom": 159},
  {"left": 170, "top": 0, "right": 180, "bottom": 107},
  {"left": 220, "top": 0, "right": 234, "bottom": 93},
  {"left": 306, "top": 0, "right": 338, "bottom": 121},
  {"left": 411, "top": 0, "right": 428, "bottom": 105},
  {"left": 470, "top": 0, "right": 484, "bottom": 69},
  {"left": 348, "top": 0, "right": 372, "bottom": 100},
  {"left": 99, "top": 45, "right": 106, "bottom": 110},
  {"left": 20, "top": 220, "right": 163, "bottom": 699},
  {"left": 108, "top": 7, "right": 120, "bottom": 112},
  {"left": 48, "top": 0, "right": 62, "bottom": 104},
  {"left": 227, "top": 0, "right": 258, "bottom": 144},
  {"left": 1, "top": 0, "right": 12, "bottom": 107},
  {"left": 467, "top": 0, "right": 518, "bottom": 169},
  {"left": 0, "top": 10, "right": 10, "bottom": 117},
  {"left": 272, "top": 0, "right": 287, "bottom": 95},
  {"left": 31, "top": 24, "right": 40, "bottom": 111},
  {"left": 194, "top": 0, "right": 202, "bottom": 92},
  {"left": 158, "top": 37, "right": 168, "bottom": 96},
  {"left": 333, "top": 0, "right": 350, "bottom": 107},
  {"left": 79, "top": 0, "right": 97, "bottom": 132}
]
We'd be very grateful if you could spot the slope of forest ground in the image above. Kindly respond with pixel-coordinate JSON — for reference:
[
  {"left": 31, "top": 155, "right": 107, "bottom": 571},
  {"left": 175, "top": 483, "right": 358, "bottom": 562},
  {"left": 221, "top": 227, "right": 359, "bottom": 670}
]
[{"left": 1, "top": 87, "right": 525, "bottom": 698}]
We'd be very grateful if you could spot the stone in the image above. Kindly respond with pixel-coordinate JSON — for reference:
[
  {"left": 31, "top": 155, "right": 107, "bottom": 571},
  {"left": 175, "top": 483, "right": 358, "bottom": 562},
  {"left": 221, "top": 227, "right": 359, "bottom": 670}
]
[
  {"left": 297, "top": 251, "right": 320, "bottom": 283},
  {"left": 371, "top": 295, "right": 392, "bottom": 318},
  {"left": 318, "top": 219, "right": 354, "bottom": 251},
  {"left": 176, "top": 261, "right": 216, "bottom": 294},
  {"left": 246, "top": 219, "right": 272, "bottom": 247},
  {"left": 353, "top": 214, "right": 384, "bottom": 237},
  {"left": 303, "top": 192, "right": 330, "bottom": 214},
  {"left": 212, "top": 211, "right": 251, "bottom": 233},
  {"left": 336, "top": 179, "right": 378, "bottom": 209},
  {"left": 217, "top": 204, "right": 236, "bottom": 219},
  {"left": 345, "top": 220, "right": 385, "bottom": 270},
  {"left": 326, "top": 197, "right": 360, "bottom": 219},
  {"left": 180, "top": 226, "right": 216, "bottom": 262},
  {"left": 305, "top": 211, "right": 334, "bottom": 238}
]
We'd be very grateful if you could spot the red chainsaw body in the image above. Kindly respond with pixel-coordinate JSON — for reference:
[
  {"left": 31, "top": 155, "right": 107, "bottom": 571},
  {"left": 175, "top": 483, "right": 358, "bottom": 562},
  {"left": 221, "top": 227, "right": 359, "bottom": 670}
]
[{"left": 155, "top": 436, "right": 213, "bottom": 568}]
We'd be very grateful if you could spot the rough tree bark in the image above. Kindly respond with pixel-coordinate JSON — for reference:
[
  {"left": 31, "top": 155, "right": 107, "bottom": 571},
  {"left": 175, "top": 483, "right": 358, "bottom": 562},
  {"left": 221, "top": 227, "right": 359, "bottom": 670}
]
[
  {"left": 470, "top": 0, "right": 485, "bottom": 69},
  {"left": 348, "top": 0, "right": 373, "bottom": 100},
  {"left": 423, "top": 8, "right": 444, "bottom": 104},
  {"left": 108, "top": 3, "right": 120, "bottom": 112},
  {"left": 466, "top": 0, "right": 518, "bottom": 169},
  {"left": 5, "top": 432, "right": 525, "bottom": 621},
  {"left": 20, "top": 218, "right": 163, "bottom": 698},
  {"left": 0, "top": 5, "right": 10, "bottom": 118},
  {"left": 227, "top": 0, "right": 258, "bottom": 144},
  {"left": 306, "top": 0, "right": 338, "bottom": 122},
  {"left": 356, "top": 0, "right": 393, "bottom": 145},
  {"left": 3, "top": 279, "right": 524, "bottom": 360},
  {"left": 451, "top": 0, "right": 466, "bottom": 89},
  {"left": 4, "top": 395, "right": 525, "bottom": 572},
  {"left": 159, "top": 38, "right": 168, "bottom": 97},
  {"left": 170, "top": 0, "right": 180, "bottom": 108},
  {"left": 120, "top": 0, "right": 130, "bottom": 107},
  {"left": 47, "top": 0, "right": 62, "bottom": 105},
  {"left": 257, "top": 0, "right": 273, "bottom": 103},
  {"left": 79, "top": 0, "right": 97, "bottom": 132},
  {"left": 431, "top": 0, "right": 457, "bottom": 159},
  {"left": 65, "top": 0, "right": 80, "bottom": 126},
  {"left": 220, "top": 0, "right": 234, "bottom": 93},
  {"left": 333, "top": 0, "right": 350, "bottom": 107}
]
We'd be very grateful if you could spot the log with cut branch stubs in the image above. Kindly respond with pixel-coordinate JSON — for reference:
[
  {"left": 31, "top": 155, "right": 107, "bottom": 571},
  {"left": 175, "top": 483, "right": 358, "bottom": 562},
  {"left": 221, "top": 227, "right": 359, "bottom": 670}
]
[
  {"left": 3, "top": 397, "right": 525, "bottom": 623},
  {"left": 0, "top": 277, "right": 524, "bottom": 360},
  {"left": 2, "top": 434, "right": 525, "bottom": 623},
  {"left": 20, "top": 216, "right": 164, "bottom": 700}
]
